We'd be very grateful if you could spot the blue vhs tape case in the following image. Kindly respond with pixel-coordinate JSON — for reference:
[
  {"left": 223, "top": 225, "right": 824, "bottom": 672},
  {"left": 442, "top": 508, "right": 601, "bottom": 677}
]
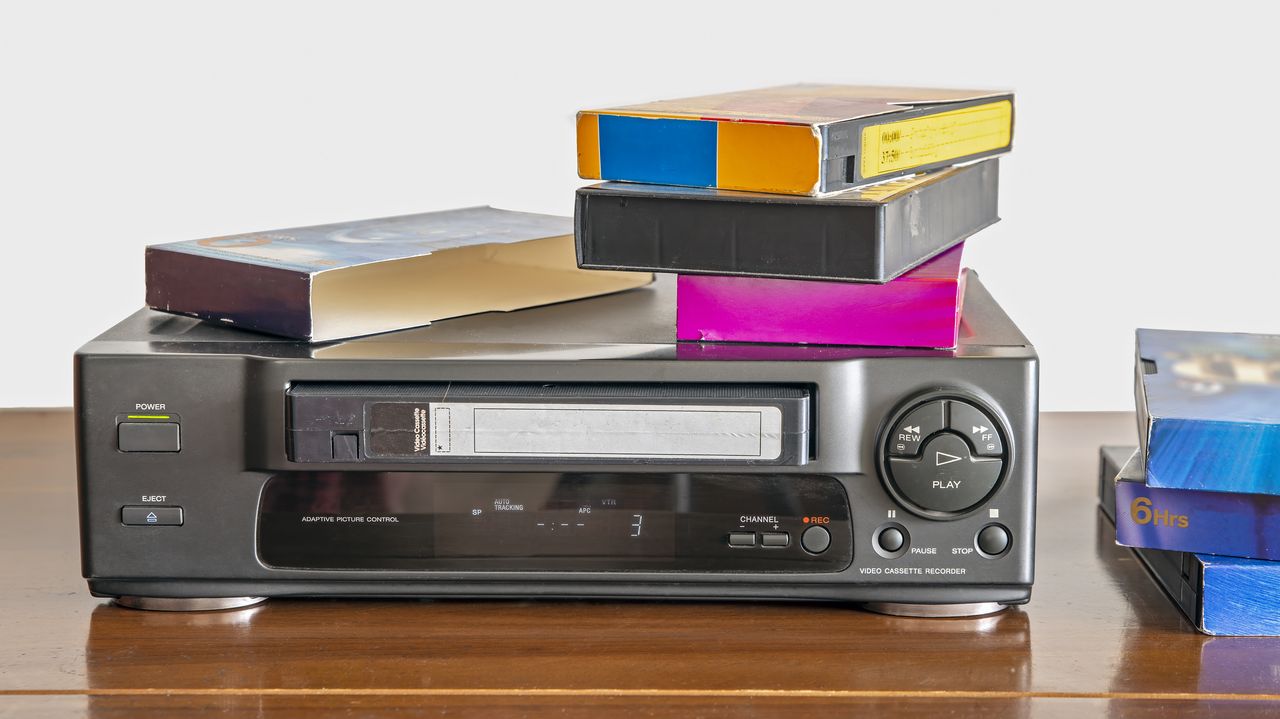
[
  {"left": 1100, "top": 446, "right": 1280, "bottom": 636},
  {"left": 1113, "top": 450, "right": 1280, "bottom": 561},
  {"left": 1137, "top": 328, "right": 1280, "bottom": 497}
]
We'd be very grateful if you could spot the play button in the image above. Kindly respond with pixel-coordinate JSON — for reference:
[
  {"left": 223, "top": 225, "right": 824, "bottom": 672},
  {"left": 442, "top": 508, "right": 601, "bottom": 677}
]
[
  {"left": 935, "top": 451, "right": 962, "bottom": 466},
  {"left": 887, "top": 432, "right": 1003, "bottom": 514}
]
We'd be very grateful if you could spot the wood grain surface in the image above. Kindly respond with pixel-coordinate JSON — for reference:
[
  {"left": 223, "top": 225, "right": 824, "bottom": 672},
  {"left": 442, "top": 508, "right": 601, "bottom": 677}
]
[{"left": 2, "top": 409, "right": 1278, "bottom": 718}]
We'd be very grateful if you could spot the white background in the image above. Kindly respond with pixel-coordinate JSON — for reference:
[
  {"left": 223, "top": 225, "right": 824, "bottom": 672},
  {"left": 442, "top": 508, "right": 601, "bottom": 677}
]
[{"left": 2, "top": 1, "right": 1276, "bottom": 410}]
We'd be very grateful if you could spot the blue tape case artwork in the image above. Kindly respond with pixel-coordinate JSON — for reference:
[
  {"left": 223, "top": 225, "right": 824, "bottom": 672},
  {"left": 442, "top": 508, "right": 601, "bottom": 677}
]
[
  {"left": 155, "top": 207, "right": 574, "bottom": 273},
  {"left": 1138, "top": 328, "right": 1280, "bottom": 496},
  {"left": 597, "top": 114, "right": 718, "bottom": 188},
  {"left": 1198, "top": 555, "right": 1280, "bottom": 636}
]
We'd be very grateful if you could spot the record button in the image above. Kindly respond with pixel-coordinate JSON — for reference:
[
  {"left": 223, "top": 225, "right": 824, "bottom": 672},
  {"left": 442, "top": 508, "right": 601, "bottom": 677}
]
[
  {"left": 801, "top": 526, "right": 831, "bottom": 554},
  {"left": 887, "top": 400, "right": 946, "bottom": 457},
  {"left": 948, "top": 401, "right": 1003, "bottom": 457}
]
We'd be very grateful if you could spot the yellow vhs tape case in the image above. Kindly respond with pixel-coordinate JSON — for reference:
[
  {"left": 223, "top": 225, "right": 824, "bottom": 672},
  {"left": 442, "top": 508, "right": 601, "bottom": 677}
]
[{"left": 577, "top": 84, "right": 1014, "bottom": 196}]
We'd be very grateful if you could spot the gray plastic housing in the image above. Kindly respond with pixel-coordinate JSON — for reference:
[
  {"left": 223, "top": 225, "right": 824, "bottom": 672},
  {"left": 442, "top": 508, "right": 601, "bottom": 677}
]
[
  {"left": 75, "top": 273, "right": 1037, "bottom": 606},
  {"left": 575, "top": 159, "right": 999, "bottom": 283}
]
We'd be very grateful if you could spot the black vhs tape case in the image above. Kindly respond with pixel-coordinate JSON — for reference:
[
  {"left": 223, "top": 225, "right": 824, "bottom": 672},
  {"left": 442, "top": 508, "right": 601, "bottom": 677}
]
[{"left": 75, "top": 275, "right": 1038, "bottom": 615}]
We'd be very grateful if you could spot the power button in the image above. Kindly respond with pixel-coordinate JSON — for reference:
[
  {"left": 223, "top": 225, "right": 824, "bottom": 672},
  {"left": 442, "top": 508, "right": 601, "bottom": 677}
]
[{"left": 118, "top": 422, "right": 181, "bottom": 452}]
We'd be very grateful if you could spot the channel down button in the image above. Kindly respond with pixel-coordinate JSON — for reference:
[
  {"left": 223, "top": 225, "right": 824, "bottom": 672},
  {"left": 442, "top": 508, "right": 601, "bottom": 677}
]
[{"left": 887, "top": 433, "right": 1002, "bottom": 514}]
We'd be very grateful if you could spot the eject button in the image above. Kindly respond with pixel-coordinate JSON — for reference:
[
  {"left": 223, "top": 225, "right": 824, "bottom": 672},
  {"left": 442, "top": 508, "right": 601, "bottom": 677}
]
[{"left": 122, "top": 506, "right": 183, "bottom": 526}]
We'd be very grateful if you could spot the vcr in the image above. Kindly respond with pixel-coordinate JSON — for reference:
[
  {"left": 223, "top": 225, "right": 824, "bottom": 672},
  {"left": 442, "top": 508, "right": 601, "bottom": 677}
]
[{"left": 75, "top": 274, "right": 1038, "bottom": 616}]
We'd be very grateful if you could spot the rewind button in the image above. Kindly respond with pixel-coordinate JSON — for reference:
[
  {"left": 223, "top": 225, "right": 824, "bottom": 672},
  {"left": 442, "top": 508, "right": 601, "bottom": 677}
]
[{"left": 887, "top": 400, "right": 946, "bottom": 457}]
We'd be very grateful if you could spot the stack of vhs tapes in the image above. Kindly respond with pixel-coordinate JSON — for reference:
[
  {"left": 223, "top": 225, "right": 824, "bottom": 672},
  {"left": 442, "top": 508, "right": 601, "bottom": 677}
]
[
  {"left": 574, "top": 84, "right": 1015, "bottom": 349},
  {"left": 1099, "top": 329, "right": 1280, "bottom": 635}
]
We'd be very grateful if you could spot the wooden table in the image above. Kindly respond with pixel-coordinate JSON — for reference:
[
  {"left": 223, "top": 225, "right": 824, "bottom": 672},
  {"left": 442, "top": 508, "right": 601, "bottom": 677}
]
[{"left": 3, "top": 409, "right": 1279, "bottom": 718}]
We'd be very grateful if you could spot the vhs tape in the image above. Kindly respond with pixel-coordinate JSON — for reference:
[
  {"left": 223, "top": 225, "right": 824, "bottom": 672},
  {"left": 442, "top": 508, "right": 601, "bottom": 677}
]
[
  {"left": 676, "top": 244, "right": 966, "bottom": 348},
  {"left": 1136, "top": 328, "right": 1280, "bottom": 496},
  {"left": 146, "top": 207, "right": 651, "bottom": 341},
  {"left": 577, "top": 84, "right": 1014, "bottom": 195},
  {"left": 1100, "top": 446, "right": 1280, "bottom": 636},
  {"left": 576, "top": 160, "right": 997, "bottom": 284},
  {"left": 1113, "top": 456, "right": 1280, "bottom": 561},
  {"left": 288, "top": 382, "right": 811, "bottom": 466}
]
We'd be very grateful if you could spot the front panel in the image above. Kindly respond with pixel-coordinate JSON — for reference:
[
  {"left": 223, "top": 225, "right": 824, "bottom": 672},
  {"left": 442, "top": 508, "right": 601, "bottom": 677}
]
[
  {"left": 258, "top": 472, "right": 852, "bottom": 572},
  {"left": 76, "top": 350, "right": 1036, "bottom": 607}
]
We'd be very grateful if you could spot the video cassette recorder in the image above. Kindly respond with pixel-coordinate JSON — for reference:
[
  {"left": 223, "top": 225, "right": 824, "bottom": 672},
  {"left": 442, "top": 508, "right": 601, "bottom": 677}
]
[{"left": 75, "top": 275, "right": 1037, "bottom": 615}]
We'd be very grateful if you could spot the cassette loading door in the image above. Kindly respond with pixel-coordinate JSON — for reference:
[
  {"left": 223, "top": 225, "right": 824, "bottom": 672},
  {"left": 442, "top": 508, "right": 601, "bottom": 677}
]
[{"left": 287, "top": 382, "right": 811, "bottom": 466}]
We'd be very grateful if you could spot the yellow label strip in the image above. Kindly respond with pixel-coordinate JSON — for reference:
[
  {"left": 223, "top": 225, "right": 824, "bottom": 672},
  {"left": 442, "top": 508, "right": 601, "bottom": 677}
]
[{"left": 860, "top": 100, "right": 1012, "bottom": 179}]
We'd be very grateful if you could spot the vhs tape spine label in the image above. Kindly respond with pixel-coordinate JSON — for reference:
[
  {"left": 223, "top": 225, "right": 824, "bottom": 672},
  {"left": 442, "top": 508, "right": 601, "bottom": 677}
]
[
  {"left": 860, "top": 100, "right": 1012, "bottom": 180},
  {"left": 426, "top": 402, "right": 783, "bottom": 461}
]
